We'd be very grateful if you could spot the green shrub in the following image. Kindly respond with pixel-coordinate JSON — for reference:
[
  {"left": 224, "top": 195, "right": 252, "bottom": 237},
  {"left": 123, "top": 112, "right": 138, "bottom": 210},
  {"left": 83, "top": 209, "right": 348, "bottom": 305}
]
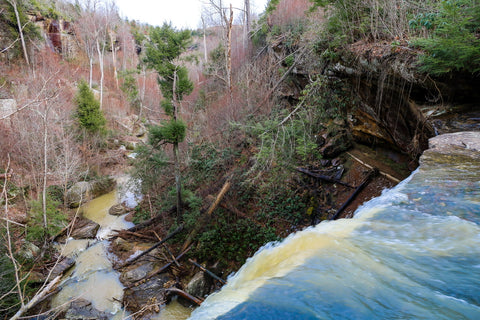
[
  {"left": 149, "top": 119, "right": 187, "bottom": 145},
  {"left": 26, "top": 195, "right": 67, "bottom": 243},
  {"left": 74, "top": 80, "right": 107, "bottom": 134},
  {"left": 412, "top": 0, "right": 480, "bottom": 75},
  {"left": 120, "top": 70, "right": 141, "bottom": 112},
  {"left": 0, "top": 254, "right": 21, "bottom": 318},
  {"left": 196, "top": 215, "right": 278, "bottom": 264}
]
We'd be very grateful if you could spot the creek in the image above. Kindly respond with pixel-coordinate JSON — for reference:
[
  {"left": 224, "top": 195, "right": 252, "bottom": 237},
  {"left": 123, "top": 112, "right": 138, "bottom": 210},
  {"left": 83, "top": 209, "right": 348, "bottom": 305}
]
[
  {"left": 50, "top": 177, "right": 192, "bottom": 319},
  {"left": 189, "top": 132, "right": 480, "bottom": 320}
]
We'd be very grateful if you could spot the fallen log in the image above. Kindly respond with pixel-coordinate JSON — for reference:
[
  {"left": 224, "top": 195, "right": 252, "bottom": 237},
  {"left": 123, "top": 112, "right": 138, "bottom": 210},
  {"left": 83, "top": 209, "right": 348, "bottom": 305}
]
[
  {"left": 189, "top": 259, "right": 227, "bottom": 285},
  {"left": 166, "top": 287, "right": 203, "bottom": 306},
  {"left": 127, "top": 246, "right": 191, "bottom": 289},
  {"left": 181, "top": 180, "right": 231, "bottom": 252},
  {"left": 113, "top": 230, "right": 158, "bottom": 242},
  {"left": 347, "top": 152, "right": 401, "bottom": 183},
  {"left": 119, "top": 224, "right": 183, "bottom": 269},
  {"left": 0, "top": 173, "right": 12, "bottom": 179},
  {"left": 296, "top": 167, "right": 354, "bottom": 188},
  {"left": 10, "top": 275, "right": 62, "bottom": 320},
  {"left": 330, "top": 169, "right": 378, "bottom": 220}
]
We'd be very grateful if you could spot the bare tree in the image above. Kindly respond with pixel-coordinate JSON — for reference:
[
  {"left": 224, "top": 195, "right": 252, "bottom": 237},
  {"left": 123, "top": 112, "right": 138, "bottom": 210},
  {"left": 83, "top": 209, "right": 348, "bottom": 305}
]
[
  {"left": 203, "top": 0, "right": 234, "bottom": 101},
  {"left": 5, "top": 0, "right": 29, "bottom": 66}
]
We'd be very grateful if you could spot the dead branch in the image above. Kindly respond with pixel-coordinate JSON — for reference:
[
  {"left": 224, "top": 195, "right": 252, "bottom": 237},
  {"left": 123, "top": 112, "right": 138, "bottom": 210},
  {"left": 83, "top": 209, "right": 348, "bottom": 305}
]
[
  {"left": 119, "top": 224, "right": 184, "bottom": 269},
  {"left": 181, "top": 180, "right": 231, "bottom": 252},
  {"left": 166, "top": 287, "right": 203, "bottom": 306},
  {"left": 331, "top": 169, "right": 378, "bottom": 220},
  {"left": 347, "top": 152, "right": 401, "bottom": 183},
  {"left": 296, "top": 167, "right": 354, "bottom": 188},
  {"left": 9, "top": 275, "right": 62, "bottom": 320},
  {"left": 189, "top": 259, "right": 226, "bottom": 285},
  {"left": 126, "top": 246, "right": 191, "bottom": 289}
]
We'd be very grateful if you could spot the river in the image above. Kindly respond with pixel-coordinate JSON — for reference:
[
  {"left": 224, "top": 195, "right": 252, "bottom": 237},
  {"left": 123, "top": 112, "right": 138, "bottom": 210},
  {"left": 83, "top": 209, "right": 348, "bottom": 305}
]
[{"left": 189, "top": 132, "right": 480, "bottom": 320}]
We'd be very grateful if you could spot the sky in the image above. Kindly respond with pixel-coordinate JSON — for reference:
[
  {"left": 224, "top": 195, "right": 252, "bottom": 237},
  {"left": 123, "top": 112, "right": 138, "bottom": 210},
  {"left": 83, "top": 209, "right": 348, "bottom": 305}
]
[{"left": 114, "top": 0, "right": 269, "bottom": 30}]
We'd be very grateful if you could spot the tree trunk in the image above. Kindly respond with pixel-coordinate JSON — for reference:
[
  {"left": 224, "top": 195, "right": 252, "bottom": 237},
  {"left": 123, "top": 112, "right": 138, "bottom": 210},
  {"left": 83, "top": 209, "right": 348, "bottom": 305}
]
[
  {"left": 110, "top": 31, "right": 119, "bottom": 89},
  {"left": 226, "top": 4, "right": 234, "bottom": 103},
  {"left": 201, "top": 16, "right": 208, "bottom": 64},
  {"left": 7, "top": 0, "right": 29, "bottom": 66},
  {"left": 172, "top": 69, "right": 182, "bottom": 218},
  {"left": 89, "top": 57, "right": 93, "bottom": 88},
  {"left": 244, "top": 0, "right": 251, "bottom": 47},
  {"left": 42, "top": 107, "right": 48, "bottom": 230},
  {"left": 96, "top": 39, "right": 104, "bottom": 110}
]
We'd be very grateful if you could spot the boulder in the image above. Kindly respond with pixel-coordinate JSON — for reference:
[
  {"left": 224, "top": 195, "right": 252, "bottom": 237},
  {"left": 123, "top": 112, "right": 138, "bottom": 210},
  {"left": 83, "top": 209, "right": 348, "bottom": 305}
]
[
  {"left": 320, "top": 130, "right": 352, "bottom": 158},
  {"left": 18, "top": 241, "right": 40, "bottom": 260},
  {"left": 186, "top": 271, "right": 211, "bottom": 299},
  {"left": 66, "top": 182, "right": 91, "bottom": 208},
  {"left": 66, "top": 177, "right": 116, "bottom": 208},
  {"left": 71, "top": 218, "right": 100, "bottom": 239},
  {"left": 108, "top": 203, "right": 127, "bottom": 216},
  {"left": 50, "top": 256, "right": 75, "bottom": 278},
  {"left": 64, "top": 299, "right": 109, "bottom": 320},
  {"left": 120, "top": 261, "right": 157, "bottom": 285},
  {"left": 123, "top": 273, "right": 171, "bottom": 316}
]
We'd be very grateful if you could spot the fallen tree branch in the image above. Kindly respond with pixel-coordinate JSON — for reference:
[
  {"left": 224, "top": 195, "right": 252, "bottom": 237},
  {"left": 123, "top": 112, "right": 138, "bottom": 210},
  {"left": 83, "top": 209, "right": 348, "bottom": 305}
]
[
  {"left": 119, "top": 224, "right": 184, "bottom": 269},
  {"left": 347, "top": 152, "right": 401, "bottom": 183},
  {"left": 166, "top": 287, "right": 203, "bottom": 306},
  {"left": 189, "top": 259, "right": 226, "bottom": 285},
  {"left": 10, "top": 275, "right": 62, "bottom": 320},
  {"left": 331, "top": 169, "right": 378, "bottom": 220},
  {"left": 296, "top": 167, "right": 354, "bottom": 188},
  {"left": 181, "top": 180, "right": 231, "bottom": 252},
  {"left": 127, "top": 246, "right": 191, "bottom": 289}
]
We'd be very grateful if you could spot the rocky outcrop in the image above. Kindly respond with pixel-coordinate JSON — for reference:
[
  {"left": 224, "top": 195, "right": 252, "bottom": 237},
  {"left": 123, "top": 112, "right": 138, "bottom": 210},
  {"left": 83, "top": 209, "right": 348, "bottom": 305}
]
[
  {"left": 327, "top": 41, "right": 436, "bottom": 157},
  {"left": 66, "top": 177, "right": 116, "bottom": 208},
  {"left": 421, "top": 131, "right": 480, "bottom": 165}
]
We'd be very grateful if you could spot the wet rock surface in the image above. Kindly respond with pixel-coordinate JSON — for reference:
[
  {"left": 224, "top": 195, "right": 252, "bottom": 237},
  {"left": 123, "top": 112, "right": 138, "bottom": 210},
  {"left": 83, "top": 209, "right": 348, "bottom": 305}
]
[
  {"left": 186, "top": 271, "right": 211, "bottom": 299},
  {"left": 421, "top": 131, "right": 480, "bottom": 165},
  {"left": 64, "top": 299, "right": 110, "bottom": 320},
  {"left": 109, "top": 203, "right": 127, "bottom": 216},
  {"left": 71, "top": 217, "right": 100, "bottom": 239}
]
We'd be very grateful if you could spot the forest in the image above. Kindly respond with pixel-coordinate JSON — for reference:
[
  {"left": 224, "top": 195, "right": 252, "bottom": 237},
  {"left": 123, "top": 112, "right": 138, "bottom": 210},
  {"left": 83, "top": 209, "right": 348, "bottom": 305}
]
[{"left": 0, "top": 0, "right": 479, "bottom": 318}]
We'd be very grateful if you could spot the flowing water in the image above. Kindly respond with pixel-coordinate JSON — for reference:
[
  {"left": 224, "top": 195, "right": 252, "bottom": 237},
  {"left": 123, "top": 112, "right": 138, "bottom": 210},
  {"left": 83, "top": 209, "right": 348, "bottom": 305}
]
[
  {"left": 51, "top": 177, "right": 139, "bottom": 317},
  {"left": 189, "top": 133, "right": 480, "bottom": 320}
]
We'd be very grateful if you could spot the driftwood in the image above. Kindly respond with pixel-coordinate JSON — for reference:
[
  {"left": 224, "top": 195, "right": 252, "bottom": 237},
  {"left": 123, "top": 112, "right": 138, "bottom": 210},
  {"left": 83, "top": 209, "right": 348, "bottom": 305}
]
[
  {"left": 114, "top": 230, "right": 158, "bottom": 242},
  {"left": 120, "top": 225, "right": 184, "bottom": 269},
  {"left": 10, "top": 275, "right": 62, "bottom": 320},
  {"left": 166, "top": 287, "right": 204, "bottom": 306},
  {"left": 296, "top": 167, "right": 354, "bottom": 188},
  {"left": 331, "top": 169, "right": 378, "bottom": 220},
  {"left": 189, "top": 259, "right": 227, "bottom": 285},
  {"left": 181, "top": 180, "right": 231, "bottom": 252},
  {"left": 126, "top": 246, "right": 191, "bottom": 289},
  {"left": 347, "top": 152, "right": 401, "bottom": 183}
]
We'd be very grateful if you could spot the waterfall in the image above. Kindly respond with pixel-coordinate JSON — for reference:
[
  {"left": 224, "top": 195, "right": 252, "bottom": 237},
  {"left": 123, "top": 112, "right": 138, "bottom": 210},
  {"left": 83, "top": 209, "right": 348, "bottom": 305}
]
[{"left": 189, "top": 132, "right": 480, "bottom": 320}]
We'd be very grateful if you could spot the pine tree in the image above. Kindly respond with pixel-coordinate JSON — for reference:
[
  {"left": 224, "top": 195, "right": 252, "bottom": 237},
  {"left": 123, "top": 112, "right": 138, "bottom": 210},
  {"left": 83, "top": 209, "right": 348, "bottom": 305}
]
[
  {"left": 144, "top": 23, "right": 194, "bottom": 218},
  {"left": 74, "top": 80, "right": 106, "bottom": 134}
]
